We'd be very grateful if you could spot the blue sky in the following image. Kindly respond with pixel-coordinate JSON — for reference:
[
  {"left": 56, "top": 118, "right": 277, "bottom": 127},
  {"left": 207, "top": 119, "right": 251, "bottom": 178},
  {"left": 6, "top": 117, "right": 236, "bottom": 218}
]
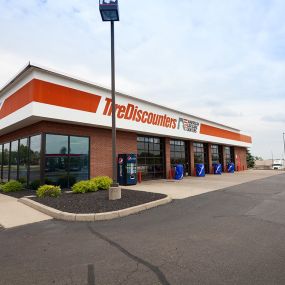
[{"left": 0, "top": 0, "right": 285, "bottom": 159}]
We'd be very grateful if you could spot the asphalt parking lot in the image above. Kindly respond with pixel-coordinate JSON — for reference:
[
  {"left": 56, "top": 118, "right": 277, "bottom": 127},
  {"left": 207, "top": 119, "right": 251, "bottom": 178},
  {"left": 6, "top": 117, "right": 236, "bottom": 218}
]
[{"left": 1, "top": 173, "right": 285, "bottom": 285}]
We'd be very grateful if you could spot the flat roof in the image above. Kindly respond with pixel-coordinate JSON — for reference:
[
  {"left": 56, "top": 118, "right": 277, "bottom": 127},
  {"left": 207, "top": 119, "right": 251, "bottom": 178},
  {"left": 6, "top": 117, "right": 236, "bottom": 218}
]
[{"left": 0, "top": 63, "right": 241, "bottom": 132}]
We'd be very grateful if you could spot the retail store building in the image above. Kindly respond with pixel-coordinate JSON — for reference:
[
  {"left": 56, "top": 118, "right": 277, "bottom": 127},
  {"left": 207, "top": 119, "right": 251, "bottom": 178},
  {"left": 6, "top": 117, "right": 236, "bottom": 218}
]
[{"left": 0, "top": 64, "right": 252, "bottom": 187}]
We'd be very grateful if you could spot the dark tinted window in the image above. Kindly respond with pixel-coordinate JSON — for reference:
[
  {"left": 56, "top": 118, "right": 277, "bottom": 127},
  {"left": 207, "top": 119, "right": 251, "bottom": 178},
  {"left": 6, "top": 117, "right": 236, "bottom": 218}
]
[
  {"left": 10, "top": 140, "right": 18, "bottom": 180},
  {"left": 69, "top": 136, "right": 89, "bottom": 183},
  {"left": 137, "top": 136, "right": 165, "bottom": 180},
  {"left": 3, "top": 143, "right": 10, "bottom": 182},
  {"left": 29, "top": 135, "right": 41, "bottom": 184},
  {"left": 19, "top": 138, "right": 28, "bottom": 184},
  {"left": 0, "top": 144, "right": 2, "bottom": 180},
  {"left": 170, "top": 140, "right": 189, "bottom": 175},
  {"left": 211, "top": 144, "right": 220, "bottom": 164},
  {"left": 45, "top": 134, "right": 90, "bottom": 187},
  {"left": 45, "top": 134, "right": 68, "bottom": 186}
]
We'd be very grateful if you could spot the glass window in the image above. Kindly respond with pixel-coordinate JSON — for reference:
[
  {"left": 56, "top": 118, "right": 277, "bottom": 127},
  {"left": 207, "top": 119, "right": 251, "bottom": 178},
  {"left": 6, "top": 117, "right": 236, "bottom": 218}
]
[
  {"left": 3, "top": 143, "right": 10, "bottom": 182},
  {"left": 193, "top": 142, "right": 209, "bottom": 173},
  {"left": 69, "top": 136, "right": 89, "bottom": 185},
  {"left": 10, "top": 140, "right": 18, "bottom": 180},
  {"left": 211, "top": 145, "right": 220, "bottom": 164},
  {"left": 46, "top": 135, "right": 68, "bottom": 155},
  {"left": 45, "top": 134, "right": 90, "bottom": 188},
  {"left": 0, "top": 144, "right": 2, "bottom": 181},
  {"left": 193, "top": 143, "right": 204, "bottom": 164},
  {"left": 170, "top": 140, "right": 189, "bottom": 175},
  {"left": 29, "top": 135, "right": 41, "bottom": 185},
  {"left": 45, "top": 134, "right": 68, "bottom": 187},
  {"left": 19, "top": 138, "right": 29, "bottom": 184},
  {"left": 225, "top": 146, "right": 234, "bottom": 164},
  {"left": 137, "top": 136, "right": 165, "bottom": 180}
]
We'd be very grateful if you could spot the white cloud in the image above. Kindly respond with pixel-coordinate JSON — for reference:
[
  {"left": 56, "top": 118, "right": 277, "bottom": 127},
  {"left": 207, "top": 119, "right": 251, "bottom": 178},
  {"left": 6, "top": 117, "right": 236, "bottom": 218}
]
[{"left": 0, "top": 0, "right": 285, "bottom": 158}]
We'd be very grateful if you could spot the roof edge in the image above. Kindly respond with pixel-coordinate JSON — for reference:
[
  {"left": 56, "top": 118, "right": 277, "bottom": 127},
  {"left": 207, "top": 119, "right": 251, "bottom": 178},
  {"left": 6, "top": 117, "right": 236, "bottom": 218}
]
[{"left": 0, "top": 63, "right": 243, "bottom": 133}]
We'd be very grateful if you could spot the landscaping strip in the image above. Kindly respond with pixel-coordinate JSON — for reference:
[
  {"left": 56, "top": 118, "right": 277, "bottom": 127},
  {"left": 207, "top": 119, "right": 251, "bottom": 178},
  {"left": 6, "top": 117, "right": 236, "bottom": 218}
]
[
  {"left": 30, "top": 189, "right": 167, "bottom": 213},
  {"left": 19, "top": 195, "right": 172, "bottom": 221}
]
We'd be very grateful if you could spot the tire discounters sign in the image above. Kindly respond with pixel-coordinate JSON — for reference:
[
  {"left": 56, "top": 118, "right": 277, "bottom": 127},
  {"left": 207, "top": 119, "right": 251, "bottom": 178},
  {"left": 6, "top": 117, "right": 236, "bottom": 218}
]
[{"left": 102, "top": 97, "right": 200, "bottom": 134}]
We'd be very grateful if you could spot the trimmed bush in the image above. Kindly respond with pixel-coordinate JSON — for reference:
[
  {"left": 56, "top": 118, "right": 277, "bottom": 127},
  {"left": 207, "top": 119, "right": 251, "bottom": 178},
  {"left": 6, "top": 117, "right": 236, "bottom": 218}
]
[
  {"left": 91, "top": 176, "right": 112, "bottom": 190},
  {"left": 71, "top": 180, "right": 98, "bottom": 194},
  {"left": 1, "top": 180, "right": 23, "bottom": 193},
  {"left": 36, "top": 185, "right": 61, "bottom": 198}
]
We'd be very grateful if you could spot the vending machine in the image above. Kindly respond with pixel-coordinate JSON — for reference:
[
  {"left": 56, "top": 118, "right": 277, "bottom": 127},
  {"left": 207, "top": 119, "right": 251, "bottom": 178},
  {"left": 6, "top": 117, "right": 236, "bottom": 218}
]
[{"left": 117, "top": 154, "right": 137, "bottom": 186}]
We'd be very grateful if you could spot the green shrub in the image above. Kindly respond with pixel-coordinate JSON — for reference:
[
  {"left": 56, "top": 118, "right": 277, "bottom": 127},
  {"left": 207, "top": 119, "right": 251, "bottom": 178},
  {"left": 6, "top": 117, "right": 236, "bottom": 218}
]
[
  {"left": 71, "top": 180, "right": 98, "bottom": 194},
  {"left": 36, "top": 185, "right": 61, "bottom": 198},
  {"left": 1, "top": 180, "right": 23, "bottom": 193},
  {"left": 29, "top": 179, "right": 41, "bottom": 190},
  {"left": 91, "top": 176, "right": 112, "bottom": 190}
]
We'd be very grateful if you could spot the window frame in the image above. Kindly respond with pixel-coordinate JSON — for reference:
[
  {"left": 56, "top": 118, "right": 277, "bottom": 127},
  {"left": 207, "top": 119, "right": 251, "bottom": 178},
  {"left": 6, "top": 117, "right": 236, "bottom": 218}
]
[{"left": 44, "top": 133, "right": 90, "bottom": 187}]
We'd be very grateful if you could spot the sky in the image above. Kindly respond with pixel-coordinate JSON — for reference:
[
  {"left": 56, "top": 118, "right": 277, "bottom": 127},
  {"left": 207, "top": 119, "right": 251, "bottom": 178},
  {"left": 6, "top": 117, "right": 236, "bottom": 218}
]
[{"left": 0, "top": 0, "right": 285, "bottom": 159}]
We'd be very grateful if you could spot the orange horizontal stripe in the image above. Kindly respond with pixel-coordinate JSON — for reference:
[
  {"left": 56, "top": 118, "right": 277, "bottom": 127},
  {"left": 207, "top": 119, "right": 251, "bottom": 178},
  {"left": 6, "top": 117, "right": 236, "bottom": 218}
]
[
  {"left": 200, "top": 124, "right": 252, "bottom": 143},
  {"left": 0, "top": 79, "right": 102, "bottom": 119}
]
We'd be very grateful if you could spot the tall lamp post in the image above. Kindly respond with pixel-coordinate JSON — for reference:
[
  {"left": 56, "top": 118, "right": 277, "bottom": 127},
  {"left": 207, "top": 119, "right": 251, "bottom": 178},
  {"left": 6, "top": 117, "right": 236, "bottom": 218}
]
[{"left": 99, "top": 0, "right": 121, "bottom": 200}]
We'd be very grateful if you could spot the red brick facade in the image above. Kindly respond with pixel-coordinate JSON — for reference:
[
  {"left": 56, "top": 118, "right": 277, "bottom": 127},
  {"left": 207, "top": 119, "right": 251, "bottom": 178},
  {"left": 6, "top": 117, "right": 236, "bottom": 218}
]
[
  {"left": 0, "top": 121, "right": 137, "bottom": 178},
  {"left": 0, "top": 120, "right": 248, "bottom": 180},
  {"left": 234, "top": 146, "right": 248, "bottom": 171}
]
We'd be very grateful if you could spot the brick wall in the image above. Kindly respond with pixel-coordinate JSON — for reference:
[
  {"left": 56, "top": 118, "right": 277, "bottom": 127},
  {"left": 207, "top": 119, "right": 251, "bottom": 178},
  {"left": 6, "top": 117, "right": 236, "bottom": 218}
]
[
  {"left": 0, "top": 120, "right": 248, "bottom": 180},
  {"left": 222, "top": 146, "right": 228, "bottom": 172},
  {"left": 189, "top": 141, "right": 195, "bottom": 176},
  {"left": 165, "top": 138, "right": 171, "bottom": 179},
  {"left": 234, "top": 146, "right": 248, "bottom": 171},
  {"left": 207, "top": 143, "right": 213, "bottom": 174},
  {"left": 0, "top": 121, "right": 138, "bottom": 178}
]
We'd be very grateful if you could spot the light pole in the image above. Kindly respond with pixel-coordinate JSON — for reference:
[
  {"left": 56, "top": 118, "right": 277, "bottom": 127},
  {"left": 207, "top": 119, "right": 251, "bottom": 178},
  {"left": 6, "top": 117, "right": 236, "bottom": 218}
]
[{"left": 99, "top": 0, "right": 121, "bottom": 199}]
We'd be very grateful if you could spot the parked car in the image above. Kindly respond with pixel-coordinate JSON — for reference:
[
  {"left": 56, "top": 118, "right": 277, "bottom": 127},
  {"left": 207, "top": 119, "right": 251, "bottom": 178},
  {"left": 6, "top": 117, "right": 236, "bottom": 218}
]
[{"left": 272, "top": 159, "right": 285, "bottom": 170}]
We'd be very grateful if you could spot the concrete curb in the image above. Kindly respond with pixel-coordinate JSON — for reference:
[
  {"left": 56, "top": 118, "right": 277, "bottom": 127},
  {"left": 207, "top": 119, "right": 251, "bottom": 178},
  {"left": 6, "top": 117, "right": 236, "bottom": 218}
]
[{"left": 19, "top": 196, "right": 172, "bottom": 222}]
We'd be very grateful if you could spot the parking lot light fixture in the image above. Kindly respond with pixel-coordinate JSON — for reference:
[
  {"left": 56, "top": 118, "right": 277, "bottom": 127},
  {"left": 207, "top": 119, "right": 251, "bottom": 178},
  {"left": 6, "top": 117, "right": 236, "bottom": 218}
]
[
  {"left": 99, "top": 0, "right": 120, "bottom": 194},
  {"left": 99, "top": 0, "right": 119, "bottom": 22}
]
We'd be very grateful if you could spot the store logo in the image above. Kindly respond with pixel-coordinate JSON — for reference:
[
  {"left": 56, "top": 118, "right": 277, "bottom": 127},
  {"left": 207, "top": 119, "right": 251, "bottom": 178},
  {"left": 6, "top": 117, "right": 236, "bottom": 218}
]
[
  {"left": 102, "top": 98, "right": 200, "bottom": 134},
  {"left": 177, "top": 118, "right": 199, "bottom": 133},
  {"left": 103, "top": 98, "right": 177, "bottom": 129}
]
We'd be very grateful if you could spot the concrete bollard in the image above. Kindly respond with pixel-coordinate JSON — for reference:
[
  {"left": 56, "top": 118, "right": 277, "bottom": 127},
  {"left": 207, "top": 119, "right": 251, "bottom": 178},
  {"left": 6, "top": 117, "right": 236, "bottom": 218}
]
[{"left": 109, "top": 186, "right": 122, "bottom": 200}]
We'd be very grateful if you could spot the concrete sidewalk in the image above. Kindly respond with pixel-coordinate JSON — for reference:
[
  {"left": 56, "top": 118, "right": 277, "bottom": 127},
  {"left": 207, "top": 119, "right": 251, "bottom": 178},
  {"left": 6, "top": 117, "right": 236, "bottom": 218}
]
[
  {"left": 125, "top": 170, "right": 284, "bottom": 199},
  {"left": 0, "top": 194, "right": 52, "bottom": 229}
]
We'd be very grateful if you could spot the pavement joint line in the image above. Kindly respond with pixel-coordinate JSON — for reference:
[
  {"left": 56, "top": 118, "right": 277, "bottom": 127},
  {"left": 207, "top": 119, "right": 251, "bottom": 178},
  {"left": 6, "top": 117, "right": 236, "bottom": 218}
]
[{"left": 19, "top": 196, "right": 172, "bottom": 222}]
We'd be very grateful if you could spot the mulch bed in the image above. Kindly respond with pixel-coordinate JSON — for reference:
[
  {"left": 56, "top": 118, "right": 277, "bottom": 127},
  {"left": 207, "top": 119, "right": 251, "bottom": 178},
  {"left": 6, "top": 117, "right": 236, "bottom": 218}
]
[
  {"left": 1, "top": 190, "right": 37, "bottom": 199},
  {"left": 30, "top": 189, "right": 166, "bottom": 214}
]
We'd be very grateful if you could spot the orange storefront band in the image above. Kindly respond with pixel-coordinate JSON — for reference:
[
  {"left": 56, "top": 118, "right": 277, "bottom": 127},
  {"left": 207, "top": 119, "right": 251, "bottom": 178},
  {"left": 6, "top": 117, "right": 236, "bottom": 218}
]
[
  {"left": 0, "top": 79, "right": 251, "bottom": 144},
  {"left": 200, "top": 124, "right": 252, "bottom": 143},
  {"left": 0, "top": 79, "right": 102, "bottom": 119}
]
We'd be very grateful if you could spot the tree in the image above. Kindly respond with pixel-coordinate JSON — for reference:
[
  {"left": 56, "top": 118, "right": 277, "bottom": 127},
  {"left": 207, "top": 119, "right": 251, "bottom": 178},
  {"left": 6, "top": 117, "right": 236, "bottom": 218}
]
[{"left": 247, "top": 149, "right": 255, "bottom": 168}]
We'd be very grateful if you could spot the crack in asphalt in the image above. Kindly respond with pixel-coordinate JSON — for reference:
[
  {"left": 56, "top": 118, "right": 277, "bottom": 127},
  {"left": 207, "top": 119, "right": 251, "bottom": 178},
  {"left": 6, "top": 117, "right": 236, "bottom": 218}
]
[
  {"left": 87, "top": 224, "right": 171, "bottom": 285},
  {"left": 88, "top": 264, "right": 95, "bottom": 285},
  {"left": 117, "top": 262, "right": 140, "bottom": 285}
]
